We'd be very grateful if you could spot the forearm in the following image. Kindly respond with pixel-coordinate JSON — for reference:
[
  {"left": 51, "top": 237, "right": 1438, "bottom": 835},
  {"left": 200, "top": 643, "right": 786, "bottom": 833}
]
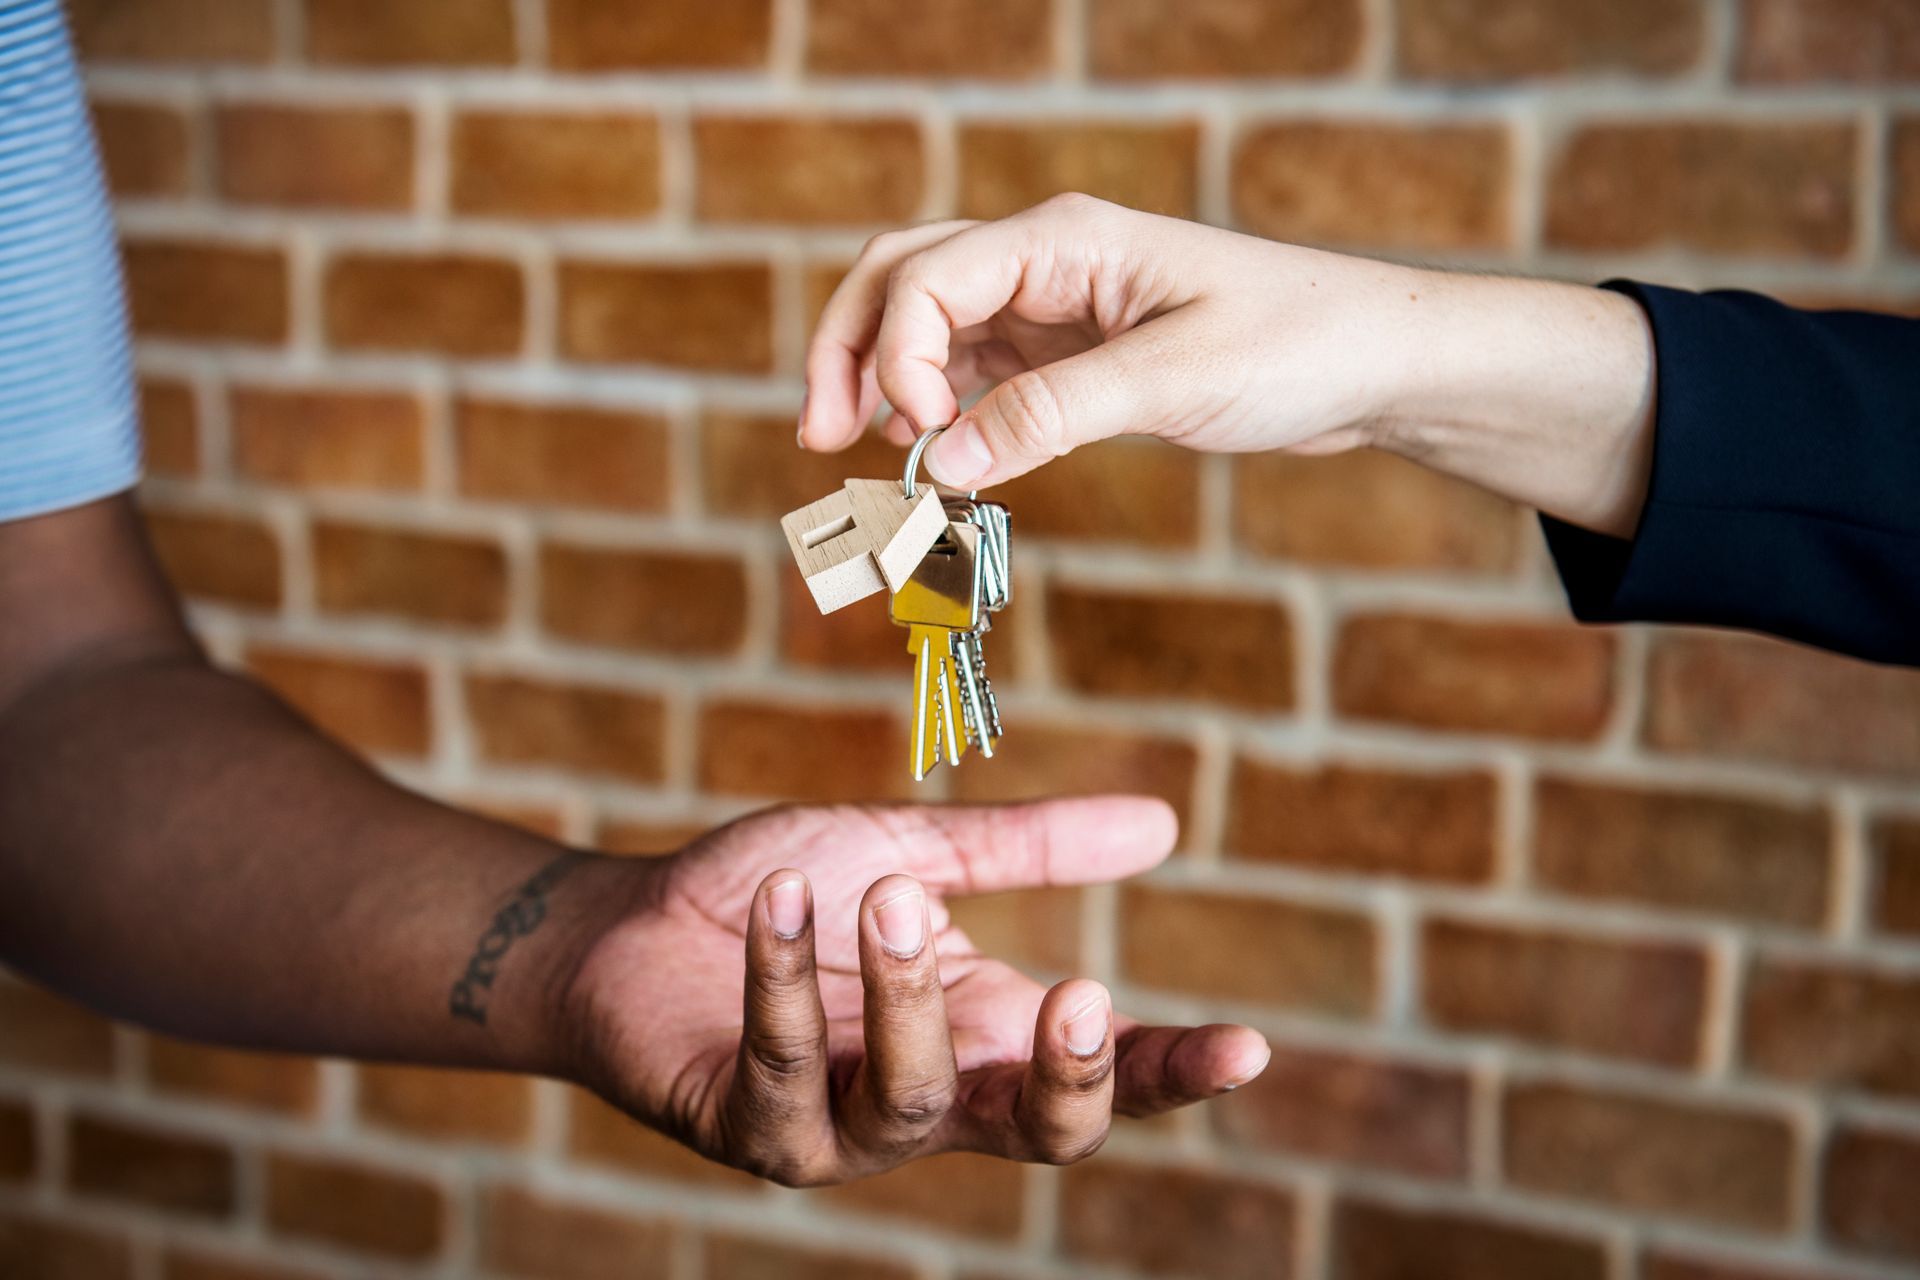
[
  {"left": 0, "top": 648, "right": 639, "bottom": 1076},
  {"left": 1367, "top": 271, "right": 1658, "bottom": 539}
]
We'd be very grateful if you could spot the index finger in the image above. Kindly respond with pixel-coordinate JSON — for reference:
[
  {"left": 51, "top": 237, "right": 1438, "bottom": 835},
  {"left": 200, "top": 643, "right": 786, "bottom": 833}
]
[{"left": 801, "top": 221, "right": 972, "bottom": 452}]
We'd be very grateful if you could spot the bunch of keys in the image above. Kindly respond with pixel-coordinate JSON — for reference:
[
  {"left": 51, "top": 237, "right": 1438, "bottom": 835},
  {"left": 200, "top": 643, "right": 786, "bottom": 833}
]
[{"left": 778, "top": 425, "right": 1012, "bottom": 782}]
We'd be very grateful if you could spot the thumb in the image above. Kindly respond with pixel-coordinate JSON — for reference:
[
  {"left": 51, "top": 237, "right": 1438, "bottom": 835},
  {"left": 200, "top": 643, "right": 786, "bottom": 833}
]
[
  {"left": 907, "top": 795, "right": 1179, "bottom": 897},
  {"left": 925, "top": 325, "right": 1192, "bottom": 490}
]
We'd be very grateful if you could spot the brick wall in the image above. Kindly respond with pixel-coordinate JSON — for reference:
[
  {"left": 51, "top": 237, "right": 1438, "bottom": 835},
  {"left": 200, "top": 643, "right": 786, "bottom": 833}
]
[{"left": 5, "top": 0, "right": 1920, "bottom": 1277}]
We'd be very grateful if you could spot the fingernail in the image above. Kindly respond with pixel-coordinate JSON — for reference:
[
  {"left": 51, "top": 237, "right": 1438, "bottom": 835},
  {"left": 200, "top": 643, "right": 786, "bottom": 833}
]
[
  {"left": 1223, "top": 1045, "right": 1272, "bottom": 1090},
  {"left": 874, "top": 888, "right": 926, "bottom": 958},
  {"left": 768, "top": 878, "right": 808, "bottom": 939},
  {"left": 1062, "top": 993, "right": 1110, "bottom": 1057},
  {"left": 927, "top": 418, "right": 991, "bottom": 488}
]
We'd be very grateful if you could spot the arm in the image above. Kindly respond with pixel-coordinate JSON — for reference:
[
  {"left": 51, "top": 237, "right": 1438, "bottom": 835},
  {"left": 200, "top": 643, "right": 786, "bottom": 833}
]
[
  {"left": 800, "top": 196, "right": 1920, "bottom": 666},
  {"left": 0, "top": 497, "right": 1267, "bottom": 1181},
  {"left": 0, "top": 494, "right": 626, "bottom": 1073}
]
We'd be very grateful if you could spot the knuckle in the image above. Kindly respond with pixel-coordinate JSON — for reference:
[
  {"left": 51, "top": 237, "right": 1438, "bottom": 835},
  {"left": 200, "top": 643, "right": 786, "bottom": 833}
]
[
  {"left": 747, "top": 1027, "right": 820, "bottom": 1079},
  {"left": 994, "top": 370, "right": 1069, "bottom": 459},
  {"left": 1038, "top": 190, "right": 1108, "bottom": 220},
  {"left": 877, "top": 1076, "right": 957, "bottom": 1128},
  {"left": 1036, "top": 1126, "right": 1109, "bottom": 1166}
]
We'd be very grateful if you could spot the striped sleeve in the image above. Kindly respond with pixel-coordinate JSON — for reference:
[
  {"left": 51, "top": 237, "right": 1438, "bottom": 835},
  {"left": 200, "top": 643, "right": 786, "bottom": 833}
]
[{"left": 0, "top": 0, "right": 141, "bottom": 522}]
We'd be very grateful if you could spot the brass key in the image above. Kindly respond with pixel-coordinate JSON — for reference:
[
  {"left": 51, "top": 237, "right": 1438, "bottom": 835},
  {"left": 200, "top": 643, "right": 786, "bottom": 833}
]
[{"left": 890, "top": 523, "right": 982, "bottom": 781}]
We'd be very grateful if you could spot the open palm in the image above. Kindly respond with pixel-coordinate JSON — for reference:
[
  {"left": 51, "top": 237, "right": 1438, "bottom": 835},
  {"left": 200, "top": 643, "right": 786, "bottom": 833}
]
[{"left": 565, "top": 796, "right": 1269, "bottom": 1185}]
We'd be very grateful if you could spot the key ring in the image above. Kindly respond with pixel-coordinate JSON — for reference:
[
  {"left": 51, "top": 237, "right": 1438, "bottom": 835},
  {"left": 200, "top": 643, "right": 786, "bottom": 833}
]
[{"left": 902, "top": 425, "right": 946, "bottom": 500}]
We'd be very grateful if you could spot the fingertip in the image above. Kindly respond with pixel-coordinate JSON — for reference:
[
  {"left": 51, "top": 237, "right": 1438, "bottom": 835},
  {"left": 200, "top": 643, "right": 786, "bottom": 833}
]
[
  {"left": 760, "top": 869, "right": 811, "bottom": 941},
  {"left": 1044, "top": 979, "right": 1112, "bottom": 1060},
  {"left": 925, "top": 416, "right": 992, "bottom": 488},
  {"left": 863, "top": 874, "right": 929, "bottom": 961},
  {"left": 1217, "top": 1027, "right": 1272, "bottom": 1091}
]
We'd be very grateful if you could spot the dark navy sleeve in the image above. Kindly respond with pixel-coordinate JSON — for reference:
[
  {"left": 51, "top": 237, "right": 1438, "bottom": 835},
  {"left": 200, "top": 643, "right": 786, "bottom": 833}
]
[{"left": 1541, "top": 281, "right": 1920, "bottom": 667}]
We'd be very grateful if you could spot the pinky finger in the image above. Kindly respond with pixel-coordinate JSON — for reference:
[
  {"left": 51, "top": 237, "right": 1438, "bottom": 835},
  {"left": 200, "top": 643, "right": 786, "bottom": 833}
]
[{"left": 1111, "top": 1022, "right": 1270, "bottom": 1119}]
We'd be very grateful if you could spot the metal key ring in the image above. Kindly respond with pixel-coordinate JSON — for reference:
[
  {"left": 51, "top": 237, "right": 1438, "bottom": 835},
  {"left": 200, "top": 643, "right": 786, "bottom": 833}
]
[{"left": 902, "top": 425, "right": 947, "bottom": 500}]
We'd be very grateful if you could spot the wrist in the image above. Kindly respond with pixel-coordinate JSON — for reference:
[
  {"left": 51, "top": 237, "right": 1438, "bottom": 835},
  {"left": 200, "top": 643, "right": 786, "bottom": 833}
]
[{"left": 1370, "top": 274, "right": 1656, "bottom": 537}]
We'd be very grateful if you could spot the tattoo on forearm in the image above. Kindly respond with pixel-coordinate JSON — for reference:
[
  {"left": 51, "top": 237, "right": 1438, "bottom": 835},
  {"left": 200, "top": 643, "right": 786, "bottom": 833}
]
[{"left": 450, "top": 852, "right": 585, "bottom": 1026}]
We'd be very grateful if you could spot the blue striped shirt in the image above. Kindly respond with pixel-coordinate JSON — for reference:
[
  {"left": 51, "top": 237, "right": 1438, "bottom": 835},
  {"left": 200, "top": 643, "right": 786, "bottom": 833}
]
[{"left": 0, "top": 0, "right": 140, "bottom": 521}]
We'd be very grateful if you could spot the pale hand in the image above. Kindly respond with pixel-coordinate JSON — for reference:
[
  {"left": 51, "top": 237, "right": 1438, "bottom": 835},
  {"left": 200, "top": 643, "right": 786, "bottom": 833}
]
[
  {"left": 562, "top": 796, "right": 1269, "bottom": 1186},
  {"left": 798, "top": 194, "right": 1657, "bottom": 539}
]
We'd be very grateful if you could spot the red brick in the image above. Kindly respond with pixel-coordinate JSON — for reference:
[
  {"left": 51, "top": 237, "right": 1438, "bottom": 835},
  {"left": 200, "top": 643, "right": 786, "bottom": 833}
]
[
  {"left": 1644, "top": 633, "right": 1920, "bottom": 777},
  {"left": 1422, "top": 918, "right": 1708, "bottom": 1067},
  {"left": 779, "top": 571, "right": 915, "bottom": 675},
  {"left": 1823, "top": 1124, "right": 1920, "bottom": 1263},
  {"left": 566, "top": 1091, "right": 766, "bottom": 1191},
  {"left": 93, "top": 100, "right": 191, "bottom": 197},
  {"left": 695, "top": 117, "right": 923, "bottom": 226},
  {"left": 702, "top": 408, "right": 902, "bottom": 516},
  {"left": 1503, "top": 1081, "right": 1793, "bottom": 1230},
  {"left": 1546, "top": 122, "right": 1856, "bottom": 258},
  {"left": 479, "top": 1185, "right": 672, "bottom": 1280},
  {"left": 947, "top": 886, "right": 1083, "bottom": 975},
  {"left": 1122, "top": 884, "right": 1377, "bottom": 1016},
  {"left": 456, "top": 398, "right": 669, "bottom": 511},
  {"left": 465, "top": 673, "right": 666, "bottom": 783},
  {"left": 701, "top": 1236, "right": 915, "bottom": 1280},
  {"left": 144, "top": 508, "right": 282, "bottom": 608},
  {"left": 697, "top": 700, "right": 912, "bottom": 803},
  {"left": 1335, "top": 613, "right": 1615, "bottom": 741},
  {"left": 1046, "top": 582, "right": 1293, "bottom": 710},
  {"left": 1534, "top": 778, "right": 1830, "bottom": 927},
  {"left": 1874, "top": 816, "right": 1920, "bottom": 936},
  {"left": 215, "top": 104, "right": 414, "bottom": 209},
  {"left": 1740, "top": 956, "right": 1920, "bottom": 1099},
  {"left": 992, "top": 438, "right": 1203, "bottom": 546},
  {"left": 451, "top": 111, "right": 660, "bottom": 219},
  {"left": 1896, "top": 118, "right": 1920, "bottom": 252},
  {"left": 1643, "top": 1251, "right": 1856, "bottom": 1280},
  {"left": 547, "top": 0, "right": 769, "bottom": 68},
  {"left": 140, "top": 378, "right": 199, "bottom": 476},
  {"left": 67, "top": 1113, "right": 235, "bottom": 1217},
  {"left": 0, "top": 1099, "right": 33, "bottom": 1182},
  {"left": 958, "top": 122, "right": 1200, "bottom": 219},
  {"left": 264, "top": 1152, "right": 445, "bottom": 1260},
  {"left": 816, "top": 1154, "right": 1025, "bottom": 1240},
  {"left": 324, "top": 252, "right": 524, "bottom": 356},
  {"left": 947, "top": 722, "right": 1198, "bottom": 829},
  {"left": 1059, "top": 1159, "right": 1295, "bottom": 1279},
  {"left": 1737, "top": 0, "right": 1920, "bottom": 83},
  {"left": 357, "top": 1066, "right": 531, "bottom": 1145},
  {"left": 124, "top": 240, "right": 288, "bottom": 343},
  {"left": 559, "top": 261, "right": 771, "bottom": 370},
  {"left": 1234, "top": 450, "right": 1521, "bottom": 573},
  {"left": 0, "top": 983, "right": 115, "bottom": 1075},
  {"left": 808, "top": 0, "right": 1051, "bottom": 77},
  {"left": 1214, "top": 1044, "right": 1469, "bottom": 1178},
  {"left": 594, "top": 817, "right": 713, "bottom": 856},
  {"left": 1332, "top": 1197, "right": 1607, "bottom": 1280},
  {"left": 307, "top": 0, "right": 515, "bottom": 65},
  {"left": 1227, "top": 759, "right": 1497, "bottom": 884},
  {"left": 163, "top": 1249, "right": 331, "bottom": 1280},
  {"left": 539, "top": 543, "right": 747, "bottom": 655},
  {"left": 0, "top": 1211, "right": 132, "bottom": 1280},
  {"left": 231, "top": 385, "right": 424, "bottom": 491},
  {"left": 146, "top": 1037, "right": 321, "bottom": 1115},
  {"left": 1091, "top": 0, "right": 1362, "bottom": 78},
  {"left": 245, "top": 646, "right": 432, "bottom": 758},
  {"left": 459, "top": 794, "right": 571, "bottom": 841},
  {"left": 1398, "top": 0, "right": 1705, "bottom": 78},
  {"left": 69, "top": 0, "right": 273, "bottom": 62},
  {"left": 1234, "top": 123, "right": 1511, "bottom": 250},
  {"left": 313, "top": 522, "right": 506, "bottom": 628}
]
